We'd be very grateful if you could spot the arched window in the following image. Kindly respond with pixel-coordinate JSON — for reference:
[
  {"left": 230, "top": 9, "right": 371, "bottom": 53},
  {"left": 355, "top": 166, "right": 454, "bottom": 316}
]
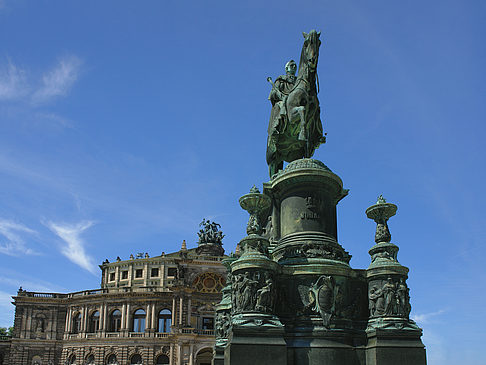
[
  {"left": 110, "top": 310, "right": 122, "bottom": 332},
  {"left": 86, "top": 354, "right": 95, "bottom": 365},
  {"left": 156, "top": 354, "right": 169, "bottom": 364},
  {"left": 132, "top": 309, "right": 146, "bottom": 332},
  {"left": 106, "top": 354, "right": 118, "bottom": 365},
  {"left": 67, "top": 355, "right": 76, "bottom": 364},
  {"left": 31, "top": 355, "right": 42, "bottom": 365},
  {"left": 88, "top": 311, "right": 100, "bottom": 333},
  {"left": 157, "top": 309, "right": 171, "bottom": 333},
  {"left": 130, "top": 354, "right": 143, "bottom": 364},
  {"left": 72, "top": 313, "right": 81, "bottom": 334}
]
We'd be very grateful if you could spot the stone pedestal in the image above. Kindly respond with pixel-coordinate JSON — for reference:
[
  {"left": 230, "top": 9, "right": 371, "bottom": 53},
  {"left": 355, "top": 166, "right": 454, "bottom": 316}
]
[
  {"left": 215, "top": 159, "right": 426, "bottom": 365},
  {"left": 224, "top": 326, "right": 287, "bottom": 365},
  {"left": 366, "top": 329, "right": 426, "bottom": 365},
  {"left": 364, "top": 197, "right": 425, "bottom": 365},
  {"left": 213, "top": 346, "right": 225, "bottom": 365}
]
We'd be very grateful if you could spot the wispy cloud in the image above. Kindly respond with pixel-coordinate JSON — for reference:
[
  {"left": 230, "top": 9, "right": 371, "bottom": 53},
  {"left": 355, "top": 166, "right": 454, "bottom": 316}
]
[
  {"left": 0, "top": 275, "right": 65, "bottom": 293},
  {"left": 0, "top": 219, "right": 38, "bottom": 256},
  {"left": 46, "top": 220, "right": 97, "bottom": 275},
  {"left": 412, "top": 308, "right": 447, "bottom": 324},
  {"left": 31, "top": 55, "right": 82, "bottom": 104},
  {"left": 0, "top": 55, "right": 82, "bottom": 107},
  {"left": 0, "top": 60, "right": 28, "bottom": 101}
]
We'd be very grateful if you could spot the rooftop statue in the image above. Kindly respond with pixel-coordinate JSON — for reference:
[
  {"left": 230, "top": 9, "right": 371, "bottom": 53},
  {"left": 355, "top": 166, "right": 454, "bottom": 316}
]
[
  {"left": 197, "top": 218, "right": 225, "bottom": 245},
  {"left": 266, "top": 30, "right": 326, "bottom": 177}
]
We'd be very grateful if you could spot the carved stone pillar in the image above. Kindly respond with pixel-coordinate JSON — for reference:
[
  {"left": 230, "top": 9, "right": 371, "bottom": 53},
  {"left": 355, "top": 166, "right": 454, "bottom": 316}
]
[
  {"left": 26, "top": 307, "right": 32, "bottom": 338},
  {"left": 151, "top": 303, "right": 156, "bottom": 331},
  {"left": 65, "top": 307, "right": 72, "bottom": 334},
  {"left": 189, "top": 343, "right": 194, "bottom": 365},
  {"left": 169, "top": 343, "right": 174, "bottom": 365},
  {"left": 98, "top": 303, "right": 104, "bottom": 332},
  {"left": 146, "top": 303, "right": 151, "bottom": 330},
  {"left": 187, "top": 296, "right": 191, "bottom": 326},
  {"left": 102, "top": 303, "right": 107, "bottom": 333},
  {"left": 365, "top": 196, "right": 426, "bottom": 364},
  {"left": 121, "top": 303, "right": 126, "bottom": 330},
  {"left": 177, "top": 343, "right": 182, "bottom": 365},
  {"left": 82, "top": 305, "right": 88, "bottom": 333},
  {"left": 179, "top": 297, "right": 183, "bottom": 325},
  {"left": 125, "top": 303, "right": 131, "bottom": 331},
  {"left": 172, "top": 297, "right": 176, "bottom": 326}
]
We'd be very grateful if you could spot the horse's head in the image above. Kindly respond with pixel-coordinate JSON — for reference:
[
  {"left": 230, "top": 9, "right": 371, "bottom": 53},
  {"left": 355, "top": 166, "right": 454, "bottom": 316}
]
[{"left": 301, "top": 30, "right": 321, "bottom": 72}]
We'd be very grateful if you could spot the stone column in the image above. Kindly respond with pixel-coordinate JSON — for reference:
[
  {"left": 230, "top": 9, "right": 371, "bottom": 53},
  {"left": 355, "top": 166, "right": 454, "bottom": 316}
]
[
  {"left": 144, "top": 262, "right": 148, "bottom": 286},
  {"left": 151, "top": 303, "right": 156, "bottom": 331},
  {"left": 189, "top": 343, "right": 194, "bottom": 365},
  {"left": 187, "top": 296, "right": 192, "bottom": 326},
  {"left": 121, "top": 303, "right": 126, "bottom": 330},
  {"left": 26, "top": 307, "right": 32, "bottom": 338},
  {"left": 365, "top": 197, "right": 426, "bottom": 365},
  {"left": 65, "top": 307, "right": 72, "bottom": 334},
  {"left": 20, "top": 305, "right": 27, "bottom": 338},
  {"left": 169, "top": 343, "right": 174, "bottom": 365},
  {"left": 172, "top": 297, "right": 176, "bottom": 325},
  {"left": 128, "top": 263, "right": 133, "bottom": 287},
  {"left": 102, "top": 303, "right": 107, "bottom": 333},
  {"left": 98, "top": 304, "right": 104, "bottom": 332},
  {"left": 82, "top": 305, "right": 88, "bottom": 333},
  {"left": 146, "top": 303, "right": 151, "bottom": 330},
  {"left": 125, "top": 303, "right": 131, "bottom": 331},
  {"left": 177, "top": 343, "right": 182, "bottom": 365},
  {"left": 179, "top": 297, "right": 183, "bottom": 325}
]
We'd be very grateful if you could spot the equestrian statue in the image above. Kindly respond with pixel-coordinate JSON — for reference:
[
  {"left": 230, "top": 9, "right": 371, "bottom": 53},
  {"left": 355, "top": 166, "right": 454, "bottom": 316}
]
[{"left": 266, "top": 30, "right": 326, "bottom": 177}]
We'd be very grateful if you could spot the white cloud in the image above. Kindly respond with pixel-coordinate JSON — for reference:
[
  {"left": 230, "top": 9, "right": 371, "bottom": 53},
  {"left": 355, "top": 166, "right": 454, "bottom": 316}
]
[
  {"left": 0, "top": 55, "right": 82, "bottom": 107},
  {"left": 0, "top": 275, "right": 63, "bottom": 293},
  {"left": 411, "top": 308, "right": 447, "bottom": 324},
  {"left": 46, "top": 220, "right": 97, "bottom": 275},
  {"left": 31, "top": 55, "right": 82, "bottom": 104},
  {"left": 0, "top": 60, "right": 28, "bottom": 100},
  {"left": 0, "top": 219, "right": 38, "bottom": 256}
]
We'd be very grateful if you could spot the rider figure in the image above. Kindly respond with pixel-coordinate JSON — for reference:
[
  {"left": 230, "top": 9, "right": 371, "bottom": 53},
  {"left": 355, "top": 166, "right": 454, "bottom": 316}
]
[
  {"left": 267, "top": 60, "right": 297, "bottom": 165},
  {"left": 268, "top": 59, "right": 297, "bottom": 129}
]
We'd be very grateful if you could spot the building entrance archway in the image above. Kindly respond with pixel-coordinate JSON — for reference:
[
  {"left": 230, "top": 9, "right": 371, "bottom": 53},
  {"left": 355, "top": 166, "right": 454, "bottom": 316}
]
[{"left": 195, "top": 348, "right": 212, "bottom": 365}]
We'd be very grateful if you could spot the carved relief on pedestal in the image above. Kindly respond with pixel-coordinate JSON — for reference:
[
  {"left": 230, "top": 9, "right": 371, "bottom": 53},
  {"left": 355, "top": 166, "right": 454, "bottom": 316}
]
[
  {"left": 232, "top": 271, "right": 276, "bottom": 314},
  {"left": 215, "top": 311, "right": 231, "bottom": 341},
  {"left": 298, "top": 275, "right": 337, "bottom": 328},
  {"left": 368, "top": 277, "right": 411, "bottom": 318}
]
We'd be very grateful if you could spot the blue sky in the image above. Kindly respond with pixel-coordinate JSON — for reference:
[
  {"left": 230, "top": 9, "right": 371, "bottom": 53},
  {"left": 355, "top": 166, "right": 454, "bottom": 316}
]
[{"left": 0, "top": 1, "right": 485, "bottom": 363}]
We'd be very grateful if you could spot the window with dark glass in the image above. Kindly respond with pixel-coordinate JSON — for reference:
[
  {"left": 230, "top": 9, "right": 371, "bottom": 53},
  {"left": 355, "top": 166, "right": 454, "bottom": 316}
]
[
  {"left": 72, "top": 313, "right": 81, "bottom": 334},
  {"left": 86, "top": 354, "right": 95, "bottom": 365},
  {"left": 109, "top": 272, "right": 115, "bottom": 281},
  {"left": 151, "top": 268, "right": 159, "bottom": 277},
  {"left": 202, "top": 317, "right": 214, "bottom": 330},
  {"left": 157, "top": 309, "right": 172, "bottom": 333},
  {"left": 88, "top": 311, "right": 100, "bottom": 332},
  {"left": 107, "top": 354, "right": 118, "bottom": 364},
  {"left": 121, "top": 271, "right": 128, "bottom": 280},
  {"left": 132, "top": 309, "right": 146, "bottom": 332},
  {"left": 110, "top": 310, "right": 122, "bottom": 332},
  {"left": 135, "top": 269, "right": 143, "bottom": 278},
  {"left": 167, "top": 268, "right": 177, "bottom": 277},
  {"left": 130, "top": 354, "right": 143, "bottom": 364},
  {"left": 156, "top": 354, "right": 169, "bottom": 364}
]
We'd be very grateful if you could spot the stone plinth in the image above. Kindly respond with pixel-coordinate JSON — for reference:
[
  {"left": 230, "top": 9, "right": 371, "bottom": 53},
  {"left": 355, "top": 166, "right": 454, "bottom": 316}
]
[{"left": 216, "top": 160, "right": 426, "bottom": 365}]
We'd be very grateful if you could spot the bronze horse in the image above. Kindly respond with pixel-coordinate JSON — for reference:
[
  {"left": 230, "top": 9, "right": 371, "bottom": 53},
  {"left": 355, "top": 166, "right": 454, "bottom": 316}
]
[{"left": 266, "top": 30, "right": 325, "bottom": 177}]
